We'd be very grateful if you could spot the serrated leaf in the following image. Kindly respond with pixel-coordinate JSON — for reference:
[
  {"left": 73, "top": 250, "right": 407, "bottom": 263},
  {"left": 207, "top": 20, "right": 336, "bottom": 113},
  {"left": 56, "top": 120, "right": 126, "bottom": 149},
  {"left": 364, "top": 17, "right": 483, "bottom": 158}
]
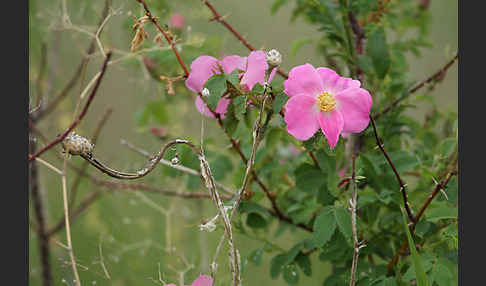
[
  {"left": 430, "top": 263, "right": 453, "bottom": 286},
  {"left": 334, "top": 207, "right": 352, "bottom": 239},
  {"left": 312, "top": 207, "right": 336, "bottom": 248},
  {"left": 246, "top": 212, "right": 268, "bottom": 228},
  {"left": 295, "top": 163, "right": 325, "bottom": 194},
  {"left": 232, "top": 96, "right": 247, "bottom": 121},
  {"left": 204, "top": 74, "right": 227, "bottom": 111},
  {"left": 210, "top": 155, "right": 233, "bottom": 181},
  {"left": 386, "top": 151, "right": 419, "bottom": 173}
]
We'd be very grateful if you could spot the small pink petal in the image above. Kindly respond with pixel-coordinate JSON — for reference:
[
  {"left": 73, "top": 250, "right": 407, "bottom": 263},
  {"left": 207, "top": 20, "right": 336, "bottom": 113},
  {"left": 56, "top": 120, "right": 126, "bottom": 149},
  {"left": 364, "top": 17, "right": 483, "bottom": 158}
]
[
  {"left": 191, "top": 275, "right": 213, "bottom": 286},
  {"left": 335, "top": 87, "right": 372, "bottom": 133},
  {"left": 316, "top": 67, "right": 360, "bottom": 94},
  {"left": 338, "top": 169, "right": 345, "bottom": 177},
  {"left": 240, "top": 50, "right": 268, "bottom": 92},
  {"left": 219, "top": 55, "right": 246, "bottom": 74},
  {"left": 185, "top": 56, "right": 220, "bottom": 93},
  {"left": 195, "top": 96, "right": 230, "bottom": 119},
  {"left": 317, "top": 109, "right": 344, "bottom": 149},
  {"left": 284, "top": 95, "right": 320, "bottom": 140},
  {"left": 169, "top": 13, "right": 185, "bottom": 29},
  {"left": 268, "top": 67, "right": 277, "bottom": 84},
  {"left": 284, "top": 64, "right": 324, "bottom": 98}
]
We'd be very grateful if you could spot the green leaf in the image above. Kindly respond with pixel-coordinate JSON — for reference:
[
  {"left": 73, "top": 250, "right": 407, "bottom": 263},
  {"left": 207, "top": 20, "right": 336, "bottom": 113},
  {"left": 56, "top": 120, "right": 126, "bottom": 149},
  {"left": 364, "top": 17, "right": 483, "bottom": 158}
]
[
  {"left": 246, "top": 213, "right": 268, "bottom": 228},
  {"left": 316, "top": 149, "right": 338, "bottom": 196},
  {"left": 386, "top": 151, "right": 419, "bottom": 173},
  {"left": 430, "top": 263, "right": 453, "bottom": 286},
  {"left": 295, "top": 253, "right": 312, "bottom": 276},
  {"left": 271, "top": 0, "right": 289, "bottom": 14},
  {"left": 295, "top": 163, "right": 325, "bottom": 194},
  {"left": 334, "top": 207, "right": 352, "bottom": 240},
  {"left": 282, "top": 264, "right": 300, "bottom": 285},
  {"left": 210, "top": 155, "right": 233, "bottom": 181},
  {"left": 439, "top": 138, "right": 457, "bottom": 158},
  {"left": 367, "top": 27, "right": 390, "bottom": 79},
  {"left": 232, "top": 96, "right": 247, "bottom": 121},
  {"left": 204, "top": 74, "right": 227, "bottom": 111},
  {"left": 312, "top": 207, "right": 336, "bottom": 248},
  {"left": 426, "top": 205, "right": 457, "bottom": 222},
  {"left": 270, "top": 253, "right": 288, "bottom": 279},
  {"left": 272, "top": 93, "right": 289, "bottom": 113},
  {"left": 400, "top": 208, "right": 430, "bottom": 286}
]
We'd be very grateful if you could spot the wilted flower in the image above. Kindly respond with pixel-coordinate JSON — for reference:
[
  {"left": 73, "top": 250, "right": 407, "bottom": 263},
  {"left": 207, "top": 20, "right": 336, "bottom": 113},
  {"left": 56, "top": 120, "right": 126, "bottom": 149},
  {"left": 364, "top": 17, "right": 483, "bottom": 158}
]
[
  {"left": 185, "top": 51, "right": 268, "bottom": 118},
  {"left": 283, "top": 64, "right": 372, "bottom": 148}
]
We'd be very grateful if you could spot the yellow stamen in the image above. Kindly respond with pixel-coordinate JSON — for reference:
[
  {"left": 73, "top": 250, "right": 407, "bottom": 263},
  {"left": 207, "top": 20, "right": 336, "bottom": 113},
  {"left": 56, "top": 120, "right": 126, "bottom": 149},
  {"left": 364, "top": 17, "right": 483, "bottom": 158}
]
[{"left": 316, "top": 92, "right": 336, "bottom": 112}]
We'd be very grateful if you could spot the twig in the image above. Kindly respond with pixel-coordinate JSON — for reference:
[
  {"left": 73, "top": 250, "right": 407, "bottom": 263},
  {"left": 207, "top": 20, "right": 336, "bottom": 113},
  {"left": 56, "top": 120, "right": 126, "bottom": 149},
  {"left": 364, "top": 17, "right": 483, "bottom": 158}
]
[
  {"left": 69, "top": 108, "right": 113, "bottom": 207},
  {"left": 136, "top": 0, "right": 190, "bottom": 76},
  {"left": 120, "top": 139, "right": 235, "bottom": 196},
  {"left": 374, "top": 53, "right": 458, "bottom": 119},
  {"left": 35, "top": 157, "right": 64, "bottom": 176},
  {"left": 32, "top": 0, "right": 111, "bottom": 121},
  {"left": 61, "top": 153, "right": 81, "bottom": 286},
  {"left": 29, "top": 52, "right": 113, "bottom": 162},
  {"left": 369, "top": 116, "right": 415, "bottom": 222},
  {"left": 98, "top": 235, "right": 111, "bottom": 279},
  {"left": 201, "top": 0, "right": 288, "bottom": 79}
]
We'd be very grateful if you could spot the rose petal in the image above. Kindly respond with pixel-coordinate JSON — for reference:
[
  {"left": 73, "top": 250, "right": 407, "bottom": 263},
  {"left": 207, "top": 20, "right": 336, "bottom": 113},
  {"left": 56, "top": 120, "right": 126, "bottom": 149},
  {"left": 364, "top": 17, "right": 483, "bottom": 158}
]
[
  {"left": 240, "top": 50, "right": 268, "bottom": 92},
  {"left": 316, "top": 67, "right": 360, "bottom": 94},
  {"left": 335, "top": 87, "right": 372, "bottom": 133},
  {"left": 195, "top": 96, "right": 230, "bottom": 119},
  {"left": 284, "top": 95, "right": 320, "bottom": 140},
  {"left": 191, "top": 275, "right": 213, "bottom": 286},
  {"left": 317, "top": 109, "right": 344, "bottom": 149},
  {"left": 284, "top": 64, "right": 324, "bottom": 98},
  {"left": 219, "top": 55, "right": 246, "bottom": 74},
  {"left": 185, "top": 56, "right": 220, "bottom": 93}
]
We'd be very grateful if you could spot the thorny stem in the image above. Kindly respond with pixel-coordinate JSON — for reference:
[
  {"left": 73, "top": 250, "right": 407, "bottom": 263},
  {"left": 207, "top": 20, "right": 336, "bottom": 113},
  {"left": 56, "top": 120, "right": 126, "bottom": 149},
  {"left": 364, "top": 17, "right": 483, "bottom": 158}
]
[
  {"left": 349, "top": 153, "right": 363, "bottom": 286},
  {"left": 369, "top": 116, "right": 415, "bottom": 222},
  {"left": 374, "top": 52, "right": 458, "bottom": 120},
  {"left": 387, "top": 157, "right": 458, "bottom": 272},
  {"left": 136, "top": 0, "right": 190, "bottom": 77},
  {"left": 202, "top": 0, "right": 288, "bottom": 79},
  {"left": 29, "top": 52, "right": 113, "bottom": 162}
]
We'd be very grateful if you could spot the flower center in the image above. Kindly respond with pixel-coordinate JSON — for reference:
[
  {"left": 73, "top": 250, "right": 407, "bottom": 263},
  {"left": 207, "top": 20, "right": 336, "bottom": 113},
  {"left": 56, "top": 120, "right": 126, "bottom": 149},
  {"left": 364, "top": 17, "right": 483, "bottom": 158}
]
[{"left": 316, "top": 92, "right": 336, "bottom": 112}]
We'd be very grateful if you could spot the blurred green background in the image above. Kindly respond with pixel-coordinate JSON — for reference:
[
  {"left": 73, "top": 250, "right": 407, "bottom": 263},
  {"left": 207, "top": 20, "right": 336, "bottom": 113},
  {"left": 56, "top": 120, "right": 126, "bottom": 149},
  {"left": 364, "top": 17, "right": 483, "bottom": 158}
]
[{"left": 29, "top": 0, "right": 457, "bottom": 285}]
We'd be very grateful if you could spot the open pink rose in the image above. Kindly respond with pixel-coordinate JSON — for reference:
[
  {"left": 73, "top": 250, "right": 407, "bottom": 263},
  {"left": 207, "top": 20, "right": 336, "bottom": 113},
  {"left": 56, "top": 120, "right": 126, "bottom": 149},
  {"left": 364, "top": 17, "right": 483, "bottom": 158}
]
[
  {"left": 165, "top": 274, "right": 213, "bottom": 286},
  {"left": 283, "top": 64, "right": 372, "bottom": 148},
  {"left": 185, "top": 51, "right": 268, "bottom": 118}
]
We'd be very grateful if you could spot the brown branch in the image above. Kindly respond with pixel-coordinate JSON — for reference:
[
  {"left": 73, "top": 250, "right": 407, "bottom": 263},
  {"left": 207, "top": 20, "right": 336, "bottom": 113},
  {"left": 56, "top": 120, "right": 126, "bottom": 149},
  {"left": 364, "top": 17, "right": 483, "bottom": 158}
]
[
  {"left": 32, "top": 0, "right": 111, "bottom": 121},
  {"left": 374, "top": 53, "right": 458, "bottom": 120},
  {"left": 29, "top": 51, "right": 113, "bottom": 162},
  {"left": 202, "top": 0, "right": 288, "bottom": 79},
  {"left": 136, "top": 0, "right": 190, "bottom": 77},
  {"left": 369, "top": 116, "right": 415, "bottom": 222}
]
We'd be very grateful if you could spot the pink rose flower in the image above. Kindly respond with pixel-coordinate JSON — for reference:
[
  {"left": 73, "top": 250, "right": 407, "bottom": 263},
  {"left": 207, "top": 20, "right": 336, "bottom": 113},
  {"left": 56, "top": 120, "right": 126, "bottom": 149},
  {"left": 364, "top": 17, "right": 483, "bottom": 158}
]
[
  {"left": 283, "top": 64, "right": 372, "bottom": 148},
  {"left": 185, "top": 51, "right": 268, "bottom": 118},
  {"left": 169, "top": 13, "right": 185, "bottom": 29},
  {"left": 165, "top": 274, "right": 213, "bottom": 286}
]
